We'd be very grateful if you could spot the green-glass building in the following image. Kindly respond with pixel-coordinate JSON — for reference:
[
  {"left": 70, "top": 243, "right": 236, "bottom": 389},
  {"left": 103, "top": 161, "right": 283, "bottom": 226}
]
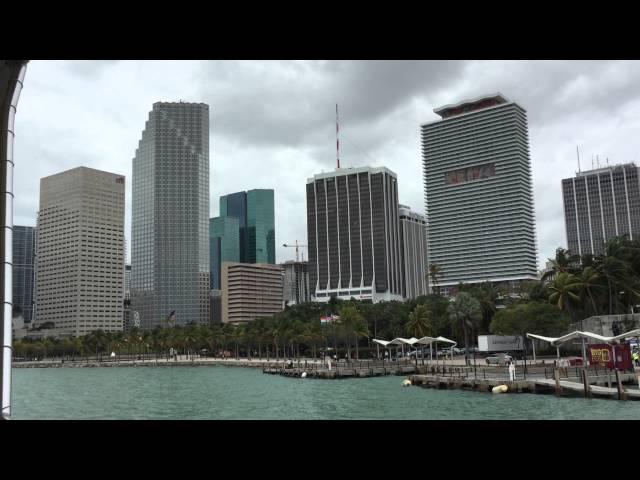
[
  {"left": 210, "top": 216, "right": 240, "bottom": 290},
  {"left": 216, "top": 189, "right": 275, "bottom": 266},
  {"left": 246, "top": 189, "right": 275, "bottom": 264}
]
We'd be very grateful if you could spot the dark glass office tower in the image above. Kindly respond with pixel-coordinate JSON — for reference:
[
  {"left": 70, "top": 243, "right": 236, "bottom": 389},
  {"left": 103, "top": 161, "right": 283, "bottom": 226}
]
[
  {"left": 219, "top": 189, "right": 275, "bottom": 264},
  {"left": 562, "top": 163, "right": 640, "bottom": 256},
  {"left": 220, "top": 192, "right": 247, "bottom": 260},
  {"left": 306, "top": 166, "right": 403, "bottom": 303},
  {"left": 12, "top": 226, "right": 35, "bottom": 324},
  {"left": 131, "top": 102, "right": 210, "bottom": 329},
  {"left": 210, "top": 216, "right": 240, "bottom": 290}
]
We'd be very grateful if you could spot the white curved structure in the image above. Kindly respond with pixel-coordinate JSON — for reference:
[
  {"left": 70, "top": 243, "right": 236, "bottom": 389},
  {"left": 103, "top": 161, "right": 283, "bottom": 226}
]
[{"left": 1, "top": 60, "right": 28, "bottom": 419}]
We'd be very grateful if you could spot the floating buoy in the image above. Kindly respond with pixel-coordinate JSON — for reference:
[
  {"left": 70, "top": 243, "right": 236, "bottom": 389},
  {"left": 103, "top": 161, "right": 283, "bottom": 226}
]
[
  {"left": 402, "top": 379, "right": 412, "bottom": 387},
  {"left": 301, "top": 372, "right": 307, "bottom": 378},
  {"left": 492, "top": 385, "right": 508, "bottom": 394}
]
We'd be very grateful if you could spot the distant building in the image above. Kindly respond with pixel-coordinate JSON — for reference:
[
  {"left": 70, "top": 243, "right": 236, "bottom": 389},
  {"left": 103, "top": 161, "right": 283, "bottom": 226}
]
[
  {"left": 221, "top": 262, "right": 283, "bottom": 324},
  {"left": 12, "top": 225, "right": 36, "bottom": 324},
  {"left": 209, "top": 289, "right": 222, "bottom": 326},
  {"left": 398, "top": 205, "right": 429, "bottom": 299},
  {"left": 123, "top": 264, "right": 131, "bottom": 332},
  {"left": 219, "top": 189, "right": 275, "bottom": 264},
  {"left": 131, "top": 102, "right": 210, "bottom": 329},
  {"left": 306, "top": 166, "right": 403, "bottom": 303},
  {"left": 421, "top": 93, "right": 538, "bottom": 293},
  {"left": 282, "top": 261, "right": 310, "bottom": 305},
  {"left": 33, "top": 167, "right": 125, "bottom": 336},
  {"left": 210, "top": 216, "right": 240, "bottom": 290},
  {"left": 561, "top": 163, "right": 640, "bottom": 256}
]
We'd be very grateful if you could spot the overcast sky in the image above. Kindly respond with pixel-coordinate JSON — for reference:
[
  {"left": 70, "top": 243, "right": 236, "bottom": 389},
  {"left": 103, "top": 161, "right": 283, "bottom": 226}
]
[{"left": 13, "top": 60, "right": 640, "bottom": 268}]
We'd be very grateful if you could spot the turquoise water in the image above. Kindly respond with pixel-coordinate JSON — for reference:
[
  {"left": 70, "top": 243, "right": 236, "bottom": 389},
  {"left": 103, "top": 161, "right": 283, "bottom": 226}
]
[{"left": 10, "top": 366, "right": 640, "bottom": 420}]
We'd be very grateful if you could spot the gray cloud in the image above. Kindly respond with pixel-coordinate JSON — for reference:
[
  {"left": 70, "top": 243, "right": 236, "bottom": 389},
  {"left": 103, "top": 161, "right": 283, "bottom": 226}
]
[{"left": 12, "top": 60, "right": 640, "bottom": 268}]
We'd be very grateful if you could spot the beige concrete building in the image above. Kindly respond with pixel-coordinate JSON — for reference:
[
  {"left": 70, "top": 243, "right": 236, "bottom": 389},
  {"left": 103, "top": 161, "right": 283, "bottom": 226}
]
[
  {"left": 33, "top": 167, "right": 125, "bottom": 336},
  {"left": 221, "top": 262, "right": 283, "bottom": 324}
]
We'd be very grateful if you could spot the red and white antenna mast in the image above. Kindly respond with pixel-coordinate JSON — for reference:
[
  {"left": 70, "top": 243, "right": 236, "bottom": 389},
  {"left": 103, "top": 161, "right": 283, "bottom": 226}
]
[{"left": 336, "top": 103, "right": 340, "bottom": 169}]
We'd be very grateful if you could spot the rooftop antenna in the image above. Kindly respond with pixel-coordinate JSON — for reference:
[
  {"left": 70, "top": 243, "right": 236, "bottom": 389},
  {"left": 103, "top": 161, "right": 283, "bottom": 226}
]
[
  {"left": 597, "top": 155, "right": 600, "bottom": 168},
  {"left": 576, "top": 146, "right": 581, "bottom": 173},
  {"left": 336, "top": 103, "right": 340, "bottom": 169}
]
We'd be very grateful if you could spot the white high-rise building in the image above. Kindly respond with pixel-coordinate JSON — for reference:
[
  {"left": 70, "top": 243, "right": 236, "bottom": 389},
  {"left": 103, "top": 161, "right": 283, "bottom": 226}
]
[
  {"left": 562, "top": 163, "right": 640, "bottom": 256},
  {"left": 33, "top": 167, "right": 125, "bottom": 336},
  {"left": 421, "top": 93, "right": 538, "bottom": 292}
]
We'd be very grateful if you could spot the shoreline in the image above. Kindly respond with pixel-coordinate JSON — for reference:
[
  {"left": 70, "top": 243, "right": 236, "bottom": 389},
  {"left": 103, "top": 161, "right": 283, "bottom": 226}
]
[{"left": 12, "top": 357, "right": 324, "bottom": 369}]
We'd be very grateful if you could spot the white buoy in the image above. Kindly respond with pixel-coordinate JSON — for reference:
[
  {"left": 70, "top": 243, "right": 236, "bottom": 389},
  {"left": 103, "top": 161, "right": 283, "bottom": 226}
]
[
  {"left": 402, "top": 379, "right": 412, "bottom": 387},
  {"left": 492, "top": 385, "right": 508, "bottom": 394},
  {"left": 301, "top": 372, "right": 307, "bottom": 378}
]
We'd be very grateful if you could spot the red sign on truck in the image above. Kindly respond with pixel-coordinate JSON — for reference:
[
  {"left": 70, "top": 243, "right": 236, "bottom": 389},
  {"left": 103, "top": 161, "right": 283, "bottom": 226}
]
[{"left": 588, "top": 343, "right": 633, "bottom": 370}]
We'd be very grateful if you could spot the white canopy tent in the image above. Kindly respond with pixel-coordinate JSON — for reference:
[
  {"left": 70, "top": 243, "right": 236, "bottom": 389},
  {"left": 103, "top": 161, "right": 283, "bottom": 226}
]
[
  {"left": 526, "top": 329, "right": 640, "bottom": 364},
  {"left": 373, "top": 336, "right": 457, "bottom": 362}
]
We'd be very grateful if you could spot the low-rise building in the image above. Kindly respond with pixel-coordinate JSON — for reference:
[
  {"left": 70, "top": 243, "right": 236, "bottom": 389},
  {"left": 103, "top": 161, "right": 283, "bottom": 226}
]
[{"left": 221, "top": 262, "right": 283, "bottom": 324}]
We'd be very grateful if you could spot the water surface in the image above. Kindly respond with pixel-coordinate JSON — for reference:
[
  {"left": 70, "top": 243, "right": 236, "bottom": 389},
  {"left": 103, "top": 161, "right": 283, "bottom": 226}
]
[{"left": 11, "top": 366, "right": 640, "bottom": 420}]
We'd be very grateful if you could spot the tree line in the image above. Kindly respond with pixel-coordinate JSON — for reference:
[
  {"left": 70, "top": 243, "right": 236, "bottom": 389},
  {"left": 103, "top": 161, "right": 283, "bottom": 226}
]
[{"left": 13, "top": 236, "right": 639, "bottom": 362}]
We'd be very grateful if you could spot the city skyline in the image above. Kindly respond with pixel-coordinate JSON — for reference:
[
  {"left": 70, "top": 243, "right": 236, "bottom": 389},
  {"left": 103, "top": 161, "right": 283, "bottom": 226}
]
[{"left": 11, "top": 61, "right": 640, "bottom": 267}]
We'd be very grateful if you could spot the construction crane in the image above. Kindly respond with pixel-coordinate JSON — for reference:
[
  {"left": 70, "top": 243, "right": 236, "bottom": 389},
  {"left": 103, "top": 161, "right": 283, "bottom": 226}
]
[{"left": 282, "top": 240, "right": 308, "bottom": 262}]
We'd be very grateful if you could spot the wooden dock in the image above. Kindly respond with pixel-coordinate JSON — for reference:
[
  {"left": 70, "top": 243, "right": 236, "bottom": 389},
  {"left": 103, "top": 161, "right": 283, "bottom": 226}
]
[{"left": 410, "top": 371, "right": 640, "bottom": 401}]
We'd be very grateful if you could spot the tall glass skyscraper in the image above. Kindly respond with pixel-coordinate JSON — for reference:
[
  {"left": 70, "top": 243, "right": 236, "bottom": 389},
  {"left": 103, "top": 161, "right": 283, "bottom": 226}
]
[
  {"left": 131, "top": 102, "right": 210, "bottom": 329},
  {"left": 210, "top": 216, "right": 240, "bottom": 290},
  {"left": 421, "top": 93, "right": 538, "bottom": 291},
  {"left": 218, "top": 189, "right": 275, "bottom": 264},
  {"left": 12, "top": 226, "right": 35, "bottom": 324},
  {"left": 246, "top": 189, "right": 275, "bottom": 264}
]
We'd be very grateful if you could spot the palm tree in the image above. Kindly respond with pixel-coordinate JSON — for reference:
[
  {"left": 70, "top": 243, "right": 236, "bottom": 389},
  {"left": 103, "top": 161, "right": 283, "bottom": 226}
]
[
  {"left": 578, "top": 266, "right": 604, "bottom": 316},
  {"left": 405, "top": 304, "right": 433, "bottom": 339},
  {"left": 542, "top": 248, "right": 579, "bottom": 282},
  {"left": 429, "top": 263, "right": 443, "bottom": 295},
  {"left": 593, "top": 237, "right": 636, "bottom": 314},
  {"left": 548, "top": 272, "right": 581, "bottom": 321},
  {"left": 447, "top": 292, "right": 482, "bottom": 364}
]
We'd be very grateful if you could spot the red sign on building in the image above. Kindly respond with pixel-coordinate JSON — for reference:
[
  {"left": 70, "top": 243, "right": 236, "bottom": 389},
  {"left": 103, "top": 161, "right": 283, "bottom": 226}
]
[{"left": 588, "top": 343, "right": 633, "bottom": 370}]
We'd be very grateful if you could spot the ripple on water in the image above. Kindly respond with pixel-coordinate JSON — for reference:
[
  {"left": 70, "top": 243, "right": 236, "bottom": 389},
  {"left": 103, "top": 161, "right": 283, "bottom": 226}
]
[{"left": 10, "top": 366, "right": 640, "bottom": 420}]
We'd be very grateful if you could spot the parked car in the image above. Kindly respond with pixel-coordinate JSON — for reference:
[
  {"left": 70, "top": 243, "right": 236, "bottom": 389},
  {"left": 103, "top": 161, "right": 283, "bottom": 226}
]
[{"left": 485, "top": 353, "right": 513, "bottom": 365}]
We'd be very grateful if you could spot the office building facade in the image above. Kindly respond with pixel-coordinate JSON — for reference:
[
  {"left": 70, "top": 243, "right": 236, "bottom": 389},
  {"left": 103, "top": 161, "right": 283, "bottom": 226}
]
[
  {"left": 562, "top": 163, "right": 640, "bottom": 256},
  {"left": 221, "top": 262, "right": 283, "bottom": 324},
  {"left": 421, "top": 93, "right": 538, "bottom": 290},
  {"left": 12, "top": 226, "right": 36, "bottom": 324},
  {"left": 210, "top": 289, "right": 222, "bottom": 326},
  {"left": 210, "top": 216, "right": 240, "bottom": 290},
  {"left": 306, "top": 166, "right": 403, "bottom": 303},
  {"left": 131, "top": 102, "right": 210, "bottom": 329},
  {"left": 398, "top": 205, "right": 429, "bottom": 299},
  {"left": 33, "top": 167, "right": 125, "bottom": 336},
  {"left": 282, "top": 261, "right": 310, "bottom": 305},
  {"left": 219, "top": 189, "right": 275, "bottom": 264}
]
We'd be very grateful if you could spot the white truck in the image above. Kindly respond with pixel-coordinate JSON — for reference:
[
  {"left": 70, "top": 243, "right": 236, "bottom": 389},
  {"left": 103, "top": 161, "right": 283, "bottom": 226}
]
[{"left": 478, "top": 335, "right": 523, "bottom": 352}]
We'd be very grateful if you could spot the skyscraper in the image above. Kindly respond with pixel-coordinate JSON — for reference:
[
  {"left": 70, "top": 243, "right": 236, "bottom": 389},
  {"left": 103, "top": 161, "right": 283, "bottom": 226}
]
[
  {"left": 306, "top": 166, "right": 403, "bottom": 303},
  {"left": 398, "top": 205, "right": 429, "bottom": 299},
  {"left": 210, "top": 216, "right": 240, "bottom": 290},
  {"left": 421, "top": 93, "right": 538, "bottom": 292},
  {"left": 131, "top": 102, "right": 210, "bottom": 329},
  {"left": 33, "top": 167, "right": 125, "bottom": 336},
  {"left": 219, "top": 189, "right": 275, "bottom": 264},
  {"left": 562, "top": 163, "right": 640, "bottom": 256},
  {"left": 12, "top": 226, "right": 36, "bottom": 324}
]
